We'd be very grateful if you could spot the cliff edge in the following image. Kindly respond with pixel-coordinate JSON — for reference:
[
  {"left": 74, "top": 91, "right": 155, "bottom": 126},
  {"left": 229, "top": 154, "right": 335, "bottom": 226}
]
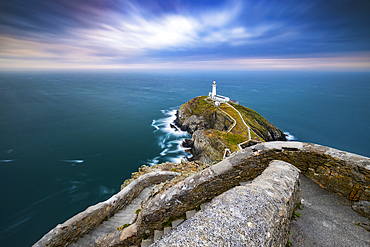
[{"left": 175, "top": 96, "right": 286, "bottom": 163}]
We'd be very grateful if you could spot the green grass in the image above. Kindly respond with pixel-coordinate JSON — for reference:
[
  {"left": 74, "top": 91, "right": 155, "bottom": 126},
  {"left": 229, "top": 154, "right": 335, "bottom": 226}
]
[
  {"left": 162, "top": 217, "right": 174, "bottom": 228},
  {"left": 206, "top": 130, "right": 246, "bottom": 152},
  {"left": 182, "top": 96, "right": 281, "bottom": 150},
  {"left": 188, "top": 96, "right": 216, "bottom": 116}
]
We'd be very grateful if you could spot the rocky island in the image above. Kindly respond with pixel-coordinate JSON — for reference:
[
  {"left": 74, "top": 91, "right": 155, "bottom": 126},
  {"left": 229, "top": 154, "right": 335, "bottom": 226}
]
[
  {"left": 33, "top": 96, "right": 370, "bottom": 247},
  {"left": 175, "top": 95, "right": 286, "bottom": 163}
]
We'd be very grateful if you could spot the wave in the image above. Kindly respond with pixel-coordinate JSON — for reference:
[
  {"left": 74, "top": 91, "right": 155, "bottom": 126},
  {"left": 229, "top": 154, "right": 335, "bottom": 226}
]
[
  {"left": 0, "top": 216, "right": 32, "bottom": 240},
  {"left": 70, "top": 192, "right": 90, "bottom": 203},
  {"left": 148, "top": 108, "right": 191, "bottom": 166},
  {"left": 0, "top": 159, "right": 15, "bottom": 163},
  {"left": 60, "top": 159, "right": 84, "bottom": 165},
  {"left": 151, "top": 120, "right": 160, "bottom": 131},
  {"left": 284, "top": 132, "right": 297, "bottom": 141},
  {"left": 99, "top": 186, "right": 115, "bottom": 196}
]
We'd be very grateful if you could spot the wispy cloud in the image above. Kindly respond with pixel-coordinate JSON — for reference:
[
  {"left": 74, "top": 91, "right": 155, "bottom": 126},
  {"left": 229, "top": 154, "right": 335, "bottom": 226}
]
[
  {"left": 76, "top": 0, "right": 263, "bottom": 54},
  {"left": 0, "top": 0, "right": 369, "bottom": 70}
]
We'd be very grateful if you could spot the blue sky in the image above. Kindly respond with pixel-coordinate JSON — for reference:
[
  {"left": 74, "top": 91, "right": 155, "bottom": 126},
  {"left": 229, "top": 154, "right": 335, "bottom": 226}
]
[{"left": 0, "top": 0, "right": 369, "bottom": 70}]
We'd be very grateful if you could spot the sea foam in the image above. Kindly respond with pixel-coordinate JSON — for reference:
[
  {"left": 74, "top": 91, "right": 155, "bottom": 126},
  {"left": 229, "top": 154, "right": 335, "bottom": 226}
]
[
  {"left": 148, "top": 108, "right": 191, "bottom": 166},
  {"left": 60, "top": 160, "right": 84, "bottom": 165},
  {"left": 284, "top": 132, "right": 297, "bottom": 141},
  {"left": 0, "top": 159, "right": 15, "bottom": 163}
]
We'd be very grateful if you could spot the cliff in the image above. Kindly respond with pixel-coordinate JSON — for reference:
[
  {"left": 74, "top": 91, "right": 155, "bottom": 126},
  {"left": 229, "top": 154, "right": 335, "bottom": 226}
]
[{"left": 175, "top": 96, "right": 286, "bottom": 163}]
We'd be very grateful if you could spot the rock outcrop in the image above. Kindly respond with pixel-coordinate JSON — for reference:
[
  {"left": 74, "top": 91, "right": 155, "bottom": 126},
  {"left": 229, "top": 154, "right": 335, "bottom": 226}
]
[{"left": 175, "top": 96, "right": 286, "bottom": 163}]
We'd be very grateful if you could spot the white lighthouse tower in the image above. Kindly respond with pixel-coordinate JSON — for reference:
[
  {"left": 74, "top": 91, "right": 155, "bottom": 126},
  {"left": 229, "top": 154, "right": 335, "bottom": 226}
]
[
  {"left": 212, "top": 81, "right": 217, "bottom": 98},
  {"left": 208, "top": 80, "right": 230, "bottom": 103}
]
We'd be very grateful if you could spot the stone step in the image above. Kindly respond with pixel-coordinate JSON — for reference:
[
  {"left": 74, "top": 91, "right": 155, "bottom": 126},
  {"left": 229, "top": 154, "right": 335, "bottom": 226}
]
[
  {"left": 239, "top": 181, "right": 251, "bottom": 186},
  {"left": 69, "top": 185, "right": 155, "bottom": 246},
  {"left": 154, "top": 230, "right": 164, "bottom": 241},
  {"left": 149, "top": 209, "right": 200, "bottom": 245},
  {"left": 144, "top": 206, "right": 209, "bottom": 246},
  {"left": 172, "top": 218, "right": 184, "bottom": 228},
  {"left": 186, "top": 210, "right": 196, "bottom": 219},
  {"left": 200, "top": 202, "right": 209, "bottom": 210},
  {"left": 163, "top": 226, "right": 172, "bottom": 235},
  {"left": 141, "top": 237, "right": 154, "bottom": 247}
]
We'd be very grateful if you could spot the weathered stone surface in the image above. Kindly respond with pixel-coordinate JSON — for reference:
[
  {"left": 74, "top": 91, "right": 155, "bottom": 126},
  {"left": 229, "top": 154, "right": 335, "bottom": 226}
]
[
  {"left": 36, "top": 141, "right": 370, "bottom": 246},
  {"left": 352, "top": 201, "right": 370, "bottom": 219},
  {"left": 109, "top": 141, "right": 368, "bottom": 246},
  {"left": 120, "top": 223, "right": 137, "bottom": 241},
  {"left": 290, "top": 175, "right": 370, "bottom": 246},
  {"left": 153, "top": 230, "right": 164, "bottom": 241},
  {"left": 185, "top": 210, "right": 196, "bottom": 219},
  {"left": 33, "top": 171, "right": 179, "bottom": 247},
  {"left": 152, "top": 160, "right": 300, "bottom": 246},
  {"left": 190, "top": 129, "right": 227, "bottom": 163}
]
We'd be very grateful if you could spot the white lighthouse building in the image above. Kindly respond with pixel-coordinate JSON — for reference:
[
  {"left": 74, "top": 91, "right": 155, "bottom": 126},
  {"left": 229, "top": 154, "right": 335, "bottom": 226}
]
[
  {"left": 208, "top": 81, "right": 230, "bottom": 103},
  {"left": 212, "top": 81, "right": 217, "bottom": 97}
]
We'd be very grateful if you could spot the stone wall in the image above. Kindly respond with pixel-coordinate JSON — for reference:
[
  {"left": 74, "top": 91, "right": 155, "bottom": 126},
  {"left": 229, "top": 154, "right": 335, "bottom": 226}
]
[
  {"left": 249, "top": 142, "right": 370, "bottom": 202},
  {"left": 32, "top": 171, "right": 179, "bottom": 247},
  {"left": 35, "top": 141, "right": 370, "bottom": 246},
  {"left": 152, "top": 160, "right": 301, "bottom": 246},
  {"left": 99, "top": 141, "right": 369, "bottom": 246}
]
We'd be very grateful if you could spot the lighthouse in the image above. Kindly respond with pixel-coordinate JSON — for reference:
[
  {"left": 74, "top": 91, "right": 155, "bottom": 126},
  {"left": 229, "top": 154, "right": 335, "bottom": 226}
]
[
  {"left": 208, "top": 81, "right": 230, "bottom": 103},
  {"left": 212, "top": 81, "right": 217, "bottom": 97}
]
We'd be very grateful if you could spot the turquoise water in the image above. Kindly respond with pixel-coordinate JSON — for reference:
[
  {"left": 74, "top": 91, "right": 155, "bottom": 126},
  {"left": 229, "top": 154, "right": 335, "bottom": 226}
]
[{"left": 0, "top": 70, "right": 369, "bottom": 246}]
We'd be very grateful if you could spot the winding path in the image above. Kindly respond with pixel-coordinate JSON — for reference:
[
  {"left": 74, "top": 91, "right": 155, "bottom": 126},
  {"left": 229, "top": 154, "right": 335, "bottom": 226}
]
[
  {"left": 206, "top": 97, "right": 259, "bottom": 152},
  {"left": 225, "top": 102, "right": 251, "bottom": 140}
]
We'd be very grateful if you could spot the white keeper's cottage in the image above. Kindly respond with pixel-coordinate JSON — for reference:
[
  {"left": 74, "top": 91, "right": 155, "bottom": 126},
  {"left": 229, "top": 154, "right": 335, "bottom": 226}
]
[{"left": 208, "top": 81, "right": 230, "bottom": 104}]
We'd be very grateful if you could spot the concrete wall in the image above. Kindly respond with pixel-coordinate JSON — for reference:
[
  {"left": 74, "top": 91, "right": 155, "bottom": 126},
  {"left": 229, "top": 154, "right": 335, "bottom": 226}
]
[{"left": 32, "top": 171, "right": 179, "bottom": 247}]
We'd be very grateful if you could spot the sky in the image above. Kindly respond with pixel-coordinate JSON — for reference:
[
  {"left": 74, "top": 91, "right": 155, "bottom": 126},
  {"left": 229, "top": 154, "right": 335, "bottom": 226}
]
[{"left": 0, "top": 0, "right": 369, "bottom": 70}]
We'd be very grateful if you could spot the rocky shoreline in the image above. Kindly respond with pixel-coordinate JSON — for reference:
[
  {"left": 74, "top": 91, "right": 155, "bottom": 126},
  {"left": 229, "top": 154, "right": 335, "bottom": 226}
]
[
  {"left": 32, "top": 97, "right": 370, "bottom": 247},
  {"left": 174, "top": 96, "right": 286, "bottom": 163}
]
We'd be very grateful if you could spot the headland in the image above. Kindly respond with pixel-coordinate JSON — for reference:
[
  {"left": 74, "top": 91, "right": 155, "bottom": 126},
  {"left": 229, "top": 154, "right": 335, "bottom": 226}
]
[{"left": 33, "top": 92, "right": 370, "bottom": 247}]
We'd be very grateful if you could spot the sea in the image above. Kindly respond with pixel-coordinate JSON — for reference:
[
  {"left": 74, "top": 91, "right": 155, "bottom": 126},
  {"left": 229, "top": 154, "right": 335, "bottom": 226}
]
[{"left": 0, "top": 70, "right": 369, "bottom": 246}]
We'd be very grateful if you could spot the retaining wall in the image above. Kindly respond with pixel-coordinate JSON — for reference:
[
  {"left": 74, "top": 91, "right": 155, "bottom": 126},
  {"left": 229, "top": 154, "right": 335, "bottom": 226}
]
[
  {"left": 33, "top": 171, "right": 179, "bottom": 247},
  {"left": 35, "top": 141, "right": 370, "bottom": 246},
  {"left": 152, "top": 160, "right": 301, "bottom": 246},
  {"left": 101, "top": 141, "right": 369, "bottom": 246}
]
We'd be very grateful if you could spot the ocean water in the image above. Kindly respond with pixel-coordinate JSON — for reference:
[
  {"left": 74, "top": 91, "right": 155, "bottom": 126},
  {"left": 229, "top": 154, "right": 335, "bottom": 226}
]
[{"left": 0, "top": 70, "right": 369, "bottom": 246}]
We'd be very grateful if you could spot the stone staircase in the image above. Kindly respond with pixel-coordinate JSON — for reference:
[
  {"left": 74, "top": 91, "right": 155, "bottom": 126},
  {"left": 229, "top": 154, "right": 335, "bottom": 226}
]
[
  {"left": 69, "top": 185, "right": 155, "bottom": 247},
  {"left": 138, "top": 208, "right": 200, "bottom": 247},
  {"left": 137, "top": 181, "right": 251, "bottom": 247},
  {"left": 68, "top": 184, "right": 234, "bottom": 247},
  {"left": 68, "top": 182, "right": 237, "bottom": 247}
]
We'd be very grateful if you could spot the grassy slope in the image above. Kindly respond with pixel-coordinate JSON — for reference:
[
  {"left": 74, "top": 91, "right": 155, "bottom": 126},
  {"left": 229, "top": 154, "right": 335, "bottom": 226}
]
[
  {"left": 232, "top": 103, "right": 282, "bottom": 141},
  {"left": 184, "top": 96, "right": 274, "bottom": 152}
]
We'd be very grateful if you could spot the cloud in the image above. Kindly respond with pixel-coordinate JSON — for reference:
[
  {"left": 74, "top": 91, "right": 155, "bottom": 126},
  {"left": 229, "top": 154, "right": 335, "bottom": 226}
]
[
  {"left": 0, "top": 0, "right": 369, "bottom": 69},
  {"left": 73, "top": 0, "right": 277, "bottom": 58},
  {"left": 1, "top": 0, "right": 262, "bottom": 63}
]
